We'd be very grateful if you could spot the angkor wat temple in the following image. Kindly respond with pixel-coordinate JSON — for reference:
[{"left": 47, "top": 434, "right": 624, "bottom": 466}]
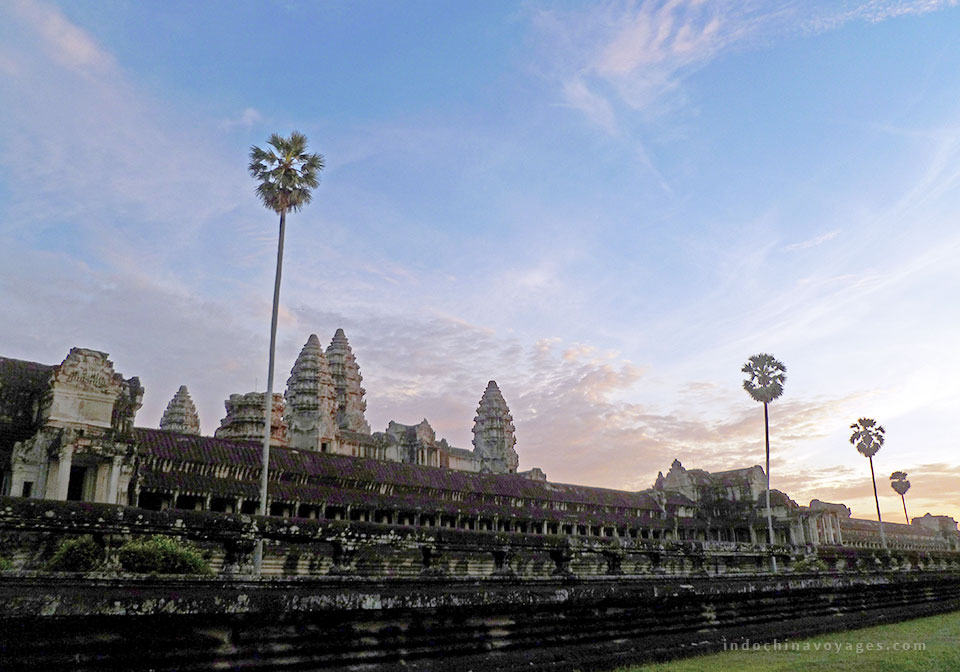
[{"left": 1, "top": 331, "right": 958, "bottom": 554}]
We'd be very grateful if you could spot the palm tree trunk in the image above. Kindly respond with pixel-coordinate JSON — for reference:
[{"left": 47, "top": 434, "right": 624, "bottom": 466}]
[
  {"left": 901, "top": 493, "right": 909, "bottom": 525},
  {"left": 254, "top": 208, "right": 286, "bottom": 575},
  {"left": 869, "top": 455, "right": 887, "bottom": 549},
  {"left": 764, "top": 401, "right": 777, "bottom": 572}
]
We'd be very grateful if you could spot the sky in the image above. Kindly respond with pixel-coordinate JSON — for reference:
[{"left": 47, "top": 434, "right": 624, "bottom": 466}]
[{"left": 1, "top": 0, "right": 959, "bottom": 523}]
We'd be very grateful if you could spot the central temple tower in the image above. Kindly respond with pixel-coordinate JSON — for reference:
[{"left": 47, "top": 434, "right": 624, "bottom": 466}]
[
  {"left": 472, "top": 380, "right": 518, "bottom": 474},
  {"left": 325, "top": 329, "right": 370, "bottom": 434}
]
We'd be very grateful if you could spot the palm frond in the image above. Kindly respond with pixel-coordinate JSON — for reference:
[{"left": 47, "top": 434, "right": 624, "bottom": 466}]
[
  {"left": 849, "top": 417, "right": 884, "bottom": 458},
  {"left": 249, "top": 131, "right": 325, "bottom": 214},
  {"left": 741, "top": 353, "right": 787, "bottom": 404}
]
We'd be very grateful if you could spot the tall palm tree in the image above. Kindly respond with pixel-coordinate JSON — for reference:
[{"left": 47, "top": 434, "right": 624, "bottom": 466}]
[
  {"left": 850, "top": 418, "right": 887, "bottom": 550},
  {"left": 742, "top": 353, "right": 786, "bottom": 572},
  {"left": 890, "top": 471, "right": 911, "bottom": 525},
  {"left": 248, "top": 131, "right": 324, "bottom": 573}
]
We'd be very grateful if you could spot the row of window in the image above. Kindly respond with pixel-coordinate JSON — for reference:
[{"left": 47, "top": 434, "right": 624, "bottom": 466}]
[{"left": 135, "top": 490, "right": 682, "bottom": 540}]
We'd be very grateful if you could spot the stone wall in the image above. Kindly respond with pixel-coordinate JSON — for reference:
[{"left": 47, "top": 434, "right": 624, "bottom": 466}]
[{"left": 2, "top": 497, "right": 960, "bottom": 670}]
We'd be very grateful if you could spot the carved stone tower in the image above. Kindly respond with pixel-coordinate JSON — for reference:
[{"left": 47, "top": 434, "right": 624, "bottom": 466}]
[
  {"left": 214, "top": 392, "right": 287, "bottom": 448},
  {"left": 324, "top": 329, "right": 370, "bottom": 434},
  {"left": 159, "top": 385, "right": 200, "bottom": 435},
  {"left": 285, "top": 334, "right": 339, "bottom": 452},
  {"left": 472, "top": 380, "right": 518, "bottom": 474}
]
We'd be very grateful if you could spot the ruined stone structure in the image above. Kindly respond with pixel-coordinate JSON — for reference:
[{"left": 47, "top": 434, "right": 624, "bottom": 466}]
[
  {"left": 0, "top": 349, "right": 141, "bottom": 505},
  {"left": 159, "top": 385, "right": 200, "bottom": 435},
  {"left": 1, "top": 337, "right": 959, "bottom": 556},
  {"left": 214, "top": 391, "right": 287, "bottom": 448}
]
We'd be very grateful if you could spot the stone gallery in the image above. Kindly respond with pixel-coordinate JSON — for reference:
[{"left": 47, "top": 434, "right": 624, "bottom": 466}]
[{"left": 1, "top": 331, "right": 957, "bottom": 554}]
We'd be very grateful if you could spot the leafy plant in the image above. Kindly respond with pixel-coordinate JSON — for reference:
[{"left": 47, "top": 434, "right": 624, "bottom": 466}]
[
  {"left": 792, "top": 556, "right": 828, "bottom": 573},
  {"left": 45, "top": 535, "right": 103, "bottom": 572},
  {"left": 117, "top": 535, "right": 211, "bottom": 575},
  {"left": 0, "top": 555, "right": 12, "bottom": 571}
]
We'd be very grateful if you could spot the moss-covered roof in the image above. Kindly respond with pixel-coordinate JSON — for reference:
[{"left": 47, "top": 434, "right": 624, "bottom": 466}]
[
  {"left": 134, "top": 428, "right": 678, "bottom": 526},
  {"left": 0, "top": 357, "right": 53, "bottom": 453}
]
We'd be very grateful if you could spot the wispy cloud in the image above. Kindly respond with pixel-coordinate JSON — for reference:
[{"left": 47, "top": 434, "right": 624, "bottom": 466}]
[
  {"left": 535, "top": 0, "right": 959, "bottom": 129},
  {"left": 0, "top": 0, "right": 255, "bottom": 288},
  {"left": 8, "top": 0, "right": 116, "bottom": 75},
  {"left": 785, "top": 229, "right": 840, "bottom": 251},
  {"left": 219, "top": 107, "right": 262, "bottom": 131}
]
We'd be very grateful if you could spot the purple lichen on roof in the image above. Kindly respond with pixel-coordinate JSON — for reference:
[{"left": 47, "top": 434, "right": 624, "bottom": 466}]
[{"left": 134, "top": 428, "right": 671, "bottom": 525}]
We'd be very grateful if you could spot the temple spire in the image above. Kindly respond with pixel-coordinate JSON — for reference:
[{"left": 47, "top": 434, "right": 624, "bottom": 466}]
[
  {"left": 325, "top": 329, "right": 370, "bottom": 434},
  {"left": 472, "top": 380, "right": 518, "bottom": 474},
  {"left": 285, "top": 334, "right": 339, "bottom": 452},
  {"left": 159, "top": 385, "right": 200, "bottom": 435}
]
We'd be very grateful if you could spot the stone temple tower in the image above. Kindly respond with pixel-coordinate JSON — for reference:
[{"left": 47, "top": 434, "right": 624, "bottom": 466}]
[
  {"left": 159, "top": 385, "right": 200, "bottom": 435},
  {"left": 324, "top": 329, "right": 370, "bottom": 434},
  {"left": 472, "top": 380, "right": 519, "bottom": 474},
  {"left": 285, "top": 334, "right": 339, "bottom": 452}
]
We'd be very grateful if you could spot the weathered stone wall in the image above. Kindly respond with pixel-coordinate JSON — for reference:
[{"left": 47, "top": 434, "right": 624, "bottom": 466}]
[
  {"left": 2, "top": 497, "right": 960, "bottom": 671},
  {"left": 2, "top": 572, "right": 960, "bottom": 671}
]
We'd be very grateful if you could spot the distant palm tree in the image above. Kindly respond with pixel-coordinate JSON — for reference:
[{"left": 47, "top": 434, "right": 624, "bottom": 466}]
[
  {"left": 850, "top": 418, "right": 887, "bottom": 549},
  {"left": 890, "top": 471, "right": 911, "bottom": 525},
  {"left": 742, "top": 353, "right": 786, "bottom": 571},
  {"left": 249, "top": 131, "right": 324, "bottom": 573}
]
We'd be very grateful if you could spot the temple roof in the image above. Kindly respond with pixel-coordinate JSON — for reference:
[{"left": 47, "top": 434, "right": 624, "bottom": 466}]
[
  {"left": 0, "top": 357, "right": 54, "bottom": 452},
  {"left": 134, "top": 428, "right": 667, "bottom": 513},
  {"left": 839, "top": 516, "right": 940, "bottom": 538}
]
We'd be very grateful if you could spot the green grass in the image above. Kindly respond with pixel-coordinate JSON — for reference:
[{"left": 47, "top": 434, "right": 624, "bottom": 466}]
[{"left": 625, "top": 610, "right": 960, "bottom": 672}]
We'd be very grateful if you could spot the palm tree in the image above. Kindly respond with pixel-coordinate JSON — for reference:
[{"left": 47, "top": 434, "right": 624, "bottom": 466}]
[
  {"left": 850, "top": 418, "right": 887, "bottom": 550},
  {"left": 248, "top": 131, "right": 324, "bottom": 573},
  {"left": 890, "top": 471, "right": 911, "bottom": 525},
  {"left": 742, "top": 353, "right": 786, "bottom": 571}
]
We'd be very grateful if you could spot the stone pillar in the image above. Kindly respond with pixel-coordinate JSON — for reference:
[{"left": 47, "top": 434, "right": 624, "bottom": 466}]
[
  {"left": 55, "top": 447, "right": 74, "bottom": 501},
  {"left": 107, "top": 458, "right": 122, "bottom": 504}
]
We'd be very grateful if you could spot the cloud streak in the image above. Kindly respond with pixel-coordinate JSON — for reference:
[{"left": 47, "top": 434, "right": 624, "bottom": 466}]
[{"left": 535, "top": 0, "right": 959, "bottom": 129}]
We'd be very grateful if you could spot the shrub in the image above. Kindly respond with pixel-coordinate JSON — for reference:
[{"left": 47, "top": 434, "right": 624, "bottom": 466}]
[
  {"left": 45, "top": 535, "right": 103, "bottom": 572},
  {"left": 118, "top": 536, "right": 211, "bottom": 575},
  {"left": 792, "top": 556, "right": 828, "bottom": 573},
  {"left": 0, "top": 555, "right": 12, "bottom": 571}
]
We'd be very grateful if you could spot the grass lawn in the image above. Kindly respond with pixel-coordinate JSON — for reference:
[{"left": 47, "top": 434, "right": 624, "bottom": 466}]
[{"left": 623, "top": 609, "right": 960, "bottom": 672}]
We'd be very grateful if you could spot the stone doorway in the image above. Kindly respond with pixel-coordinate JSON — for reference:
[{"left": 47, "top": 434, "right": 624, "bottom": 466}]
[{"left": 66, "top": 466, "right": 87, "bottom": 501}]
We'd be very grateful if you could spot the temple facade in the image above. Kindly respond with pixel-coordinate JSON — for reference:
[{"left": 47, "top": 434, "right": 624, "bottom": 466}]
[{"left": 1, "top": 335, "right": 958, "bottom": 553}]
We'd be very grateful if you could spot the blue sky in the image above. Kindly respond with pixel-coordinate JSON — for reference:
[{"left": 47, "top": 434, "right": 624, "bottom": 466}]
[{"left": 2, "top": 0, "right": 960, "bottom": 522}]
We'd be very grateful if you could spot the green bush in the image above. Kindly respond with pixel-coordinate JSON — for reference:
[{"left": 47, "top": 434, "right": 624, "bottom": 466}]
[
  {"left": 0, "top": 555, "right": 12, "bottom": 571},
  {"left": 118, "top": 535, "right": 211, "bottom": 575},
  {"left": 45, "top": 535, "right": 103, "bottom": 572},
  {"left": 792, "top": 556, "right": 828, "bottom": 573}
]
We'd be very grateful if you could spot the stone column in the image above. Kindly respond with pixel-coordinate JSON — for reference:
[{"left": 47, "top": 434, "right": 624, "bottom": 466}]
[
  {"left": 106, "top": 458, "right": 122, "bottom": 504},
  {"left": 56, "top": 446, "right": 74, "bottom": 501}
]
